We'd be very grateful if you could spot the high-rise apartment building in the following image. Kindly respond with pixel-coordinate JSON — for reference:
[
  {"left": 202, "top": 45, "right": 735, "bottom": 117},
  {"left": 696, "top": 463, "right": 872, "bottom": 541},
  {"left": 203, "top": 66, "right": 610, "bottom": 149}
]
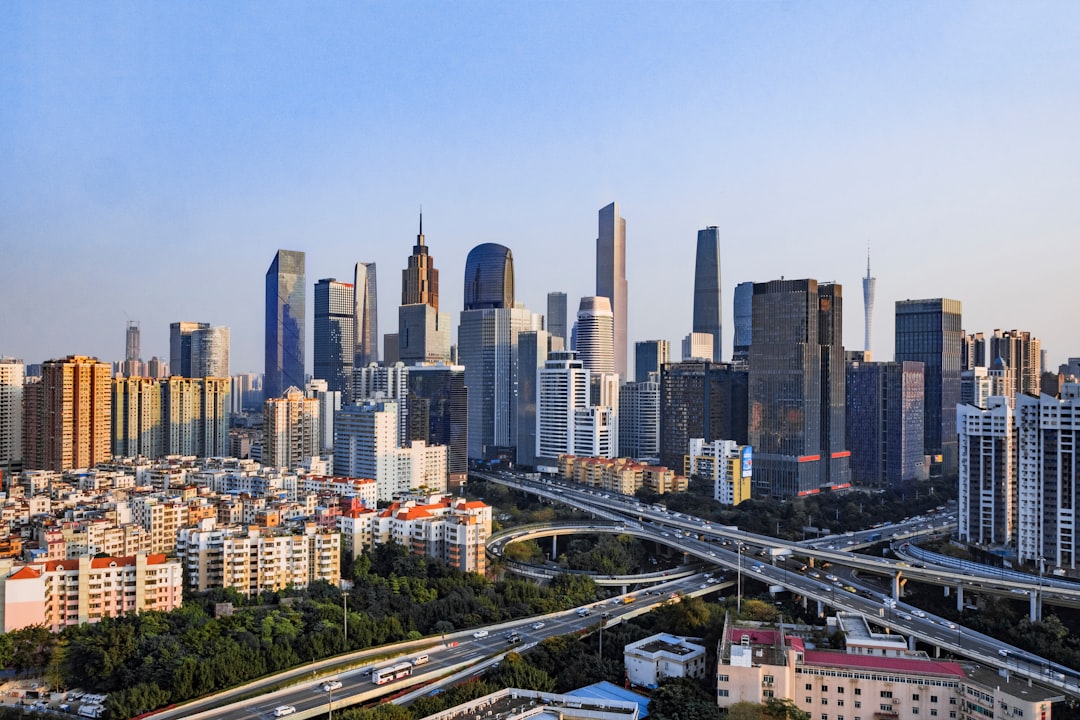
[
  {"left": 957, "top": 397, "right": 1015, "bottom": 547},
  {"left": 314, "top": 277, "right": 354, "bottom": 394},
  {"left": 402, "top": 214, "right": 439, "bottom": 309},
  {"left": 990, "top": 329, "right": 1042, "bottom": 397},
  {"left": 659, "top": 361, "right": 748, "bottom": 473},
  {"left": 749, "top": 280, "right": 849, "bottom": 497},
  {"left": 731, "top": 281, "right": 753, "bottom": 368},
  {"left": 265, "top": 249, "right": 306, "bottom": 400},
  {"left": 305, "top": 379, "right": 341, "bottom": 455},
  {"left": 170, "top": 321, "right": 209, "bottom": 377},
  {"left": 546, "top": 291, "right": 567, "bottom": 344},
  {"left": 161, "top": 377, "right": 230, "bottom": 457},
  {"left": 536, "top": 351, "right": 590, "bottom": 468},
  {"left": 862, "top": 247, "right": 876, "bottom": 359},
  {"left": 190, "top": 325, "right": 230, "bottom": 378},
  {"left": 353, "top": 361, "right": 410, "bottom": 444},
  {"left": 263, "top": 386, "right": 320, "bottom": 469},
  {"left": 962, "top": 331, "right": 987, "bottom": 370},
  {"left": 692, "top": 226, "right": 722, "bottom": 363},
  {"left": 112, "top": 377, "right": 163, "bottom": 458},
  {"left": 574, "top": 296, "right": 615, "bottom": 374},
  {"left": 23, "top": 356, "right": 112, "bottom": 472},
  {"left": 353, "top": 262, "right": 379, "bottom": 369},
  {"left": 895, "top": 298, "right": 962, "bottom": 476},
  {"left": 596, "top": 202, "right": 628, "bottom": 379},
  {"left": 845, "top": 360, "right": 925, "bottom": 486},
  {"left": 634, "top": 340, "right": 670, "bottom": 384},
  {"left": 0, "top": 358, "right": 24, "bottom": 481}
]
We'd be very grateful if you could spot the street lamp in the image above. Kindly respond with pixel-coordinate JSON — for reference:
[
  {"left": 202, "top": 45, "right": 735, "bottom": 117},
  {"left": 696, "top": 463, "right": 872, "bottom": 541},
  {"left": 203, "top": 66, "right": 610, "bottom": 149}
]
[
  {"left": 737, "top": 543, "right": 745, "bottom": 614},
  {"left": 327, "top": 684, "right": 334, "bottom": 720}
]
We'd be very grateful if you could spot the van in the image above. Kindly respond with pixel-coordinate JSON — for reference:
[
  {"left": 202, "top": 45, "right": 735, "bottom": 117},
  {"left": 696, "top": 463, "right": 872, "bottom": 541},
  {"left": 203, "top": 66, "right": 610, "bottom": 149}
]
[
  {"left": 412, "top": 654, "right": 429, "bottom": 665},
  {"left": 273, "top": 707, "right": 297, "bottom": 718}
]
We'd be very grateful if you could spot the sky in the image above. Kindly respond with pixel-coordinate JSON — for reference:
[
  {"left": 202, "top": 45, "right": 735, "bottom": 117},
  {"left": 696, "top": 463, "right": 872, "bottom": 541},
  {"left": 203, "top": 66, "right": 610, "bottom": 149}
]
[{"left": 3, "top": 2, "right": 1079, "bottom": 374}]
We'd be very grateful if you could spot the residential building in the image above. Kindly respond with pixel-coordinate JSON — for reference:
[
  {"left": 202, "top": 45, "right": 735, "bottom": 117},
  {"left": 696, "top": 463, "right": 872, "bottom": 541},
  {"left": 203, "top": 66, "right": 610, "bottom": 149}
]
[
  {"left": 625, "top": 632, "right": 707, "bottom": 687},
  {"left": 962, "top": 332, "right": 986, "bottom": 371},
  {"left": 575, "top": 296, "right": 615, "bottom": 374},
  {"left": 131, "top": 495, "right": 190, "bottom": 553},
  {"left": 957, "top": 397, "right": 1015, "bottom": 547},
  {"left": 619, "top": 376, "right": 660, "bottom": 462},
  {"left": 0, "top": 358, "right": 24, "bottom": 481},
  {"left": 659, "top": 361, "right": 748, "bottom": 473},
  {"left": 557, "top": 455, "right": 686, "bottom": 495},
  {"left": 160, "top": 377, "right": 231, "bottom": 457},
  {"left": 23, "top": 355, "right": 112, "bottom": 472},
  {"left": 846, "top": 360, "right": 926, "bottom": 486},
  {"left": 265, "top": 249, "right": 306, "bottom": 400},
  {"left": 0, "top": 553, "right": 183, "bottom": 632},
  {"left": 353, "top": 261, "right": 379, "bottom": 369},
  {"left": 686, "top": 438, "right": 752, "bottom": 506},
  {"left": 314, "top": 277, "right": 354, "bottom": 394},
  {"left": 264, "top": 386, "right": 320, "bottom": 469},
  {"left": 990, "top": 329, "right": 1042, "bottom": 397},
  {"left": 749, "top": 280, "right": 849, "bottom": 497},
  {"left": 353, "top": 361, "right": 410, "bottom": 444},
  {"left": 596, "top": 201, "right": 628, "bottom": 379},
  {"left": 516, "top": 330, "right": 552, "bottom": 469},
  {"left": 306, "top": 379, "right": 341, "bottom": 456},
  {"left": 112, "top": 377, "right": 164, "bottom": 458},
  {"left": 634, "top": 340, "right": 670, "bottom": 384},
  {"left": 895, "top": 298, "right": 963, "bottom": 477},
  {"left": 547, "top": 291, "right": 568, "bottom": 345},
  {"left": 373, "top": 494, "right": 491, "bottom": 574},
  {"left": 693, "top": 226, "right": 723, "bottom": 363},
  {"left": 537, "top": 351, "right": 592, "bottom": 469},
  {"left": 961, "top": 367, "right": 992, "bottom": 408}
]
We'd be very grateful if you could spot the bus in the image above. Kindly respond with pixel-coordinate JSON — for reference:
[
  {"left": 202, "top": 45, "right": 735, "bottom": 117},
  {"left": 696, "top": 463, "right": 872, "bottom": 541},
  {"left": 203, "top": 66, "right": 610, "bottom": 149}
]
[{"left": 372, "top": 661, "right": 414, "bottom": 685}]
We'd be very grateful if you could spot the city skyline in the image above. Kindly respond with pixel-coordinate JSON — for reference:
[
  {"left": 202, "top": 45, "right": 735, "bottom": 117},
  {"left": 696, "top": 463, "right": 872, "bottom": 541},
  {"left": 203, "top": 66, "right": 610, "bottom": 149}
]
[{"left": 4, "top": 3, "right": 1079, "bottom": 371}]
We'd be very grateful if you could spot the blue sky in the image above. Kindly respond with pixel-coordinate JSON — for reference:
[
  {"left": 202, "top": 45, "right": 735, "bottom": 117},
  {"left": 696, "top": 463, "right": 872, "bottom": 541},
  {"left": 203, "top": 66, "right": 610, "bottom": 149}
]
[{"left": 3, "top": 2, "right": 1079, "bottom": 373}]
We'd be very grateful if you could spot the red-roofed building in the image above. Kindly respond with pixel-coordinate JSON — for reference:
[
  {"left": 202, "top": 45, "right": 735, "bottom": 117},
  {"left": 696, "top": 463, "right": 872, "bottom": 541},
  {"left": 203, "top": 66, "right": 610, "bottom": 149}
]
[
  {"left": 716, "top": 618, "right": 1060, "bottom": 720},
  {"left": 0, "top": 552, "right": 182, "bottom": 632},
  {"left": 371, "top": 494, "right": 491, "bottom": 574}
]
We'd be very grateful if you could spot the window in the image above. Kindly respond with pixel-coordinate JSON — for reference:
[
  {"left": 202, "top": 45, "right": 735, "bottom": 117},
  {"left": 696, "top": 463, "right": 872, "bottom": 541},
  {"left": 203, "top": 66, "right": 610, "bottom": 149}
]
[
  {"left": 807, "top": 698, "right": 813, "bottom": 705},
  {"left": 764, "top": 675, "right": 775, "bottom": 684},
  {"left": 931, "top": 711, "right": 938, "bottom": 716},
  {"left": 913, "top": 695, "right": 921, "bottom": 702},
  {"left": 931, "top": 697, "right": 938, "bottom": 704},
  {"left": 881, "top": 705, "right": 894, "bottom": 712},
  {"left": 913, "top": 709, "right": 920, "bottom": 715},
  {"left": 838, "top": 700, "right": 845, "bottom": 707},
  {"left": 822, "top": 686, "right": 830, "bottom": 692},
  {"left": 719, "top": 675, "right": 729, "bottom": 682},
  {"left": 822, "top": 699, "right": 829, "bottom": 706},
  {"left": 949, "top": 713, "right": 957, "bottom": 719},
  {"left": 950, "top": 699, "right": 957, "bottom": 705},
  {"left": 838, "top": 688, "right": 845, "bottom": 694},
  {"left": 719, "top": 690, "right": 730, "bottom": 698},
  {"left": 881, "top": 692, "right": 893, "bottom": 699},
  {"left": 764, "top": 690, "right": 774, "bottom": 698},
  {"left": 855, "top": 702, "right": 862, "bottom": 709},
  {"left": 821, "top": 715, "right": 828, "bottom": 720},
  {"left": 855, "top": 689, "right": 862, "bottom": 696},
  {"left": 807, "top": 684, "right": 814, "bottom": 691}
]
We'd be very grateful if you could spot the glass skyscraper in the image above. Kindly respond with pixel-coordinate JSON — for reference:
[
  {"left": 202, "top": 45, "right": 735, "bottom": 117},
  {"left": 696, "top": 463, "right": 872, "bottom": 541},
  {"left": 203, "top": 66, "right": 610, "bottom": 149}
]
[
  {"left": 895, "top": 298, "right": 962, "bottom": 477},
  {"left": 314, "top": 278, "right": 354, "bottom": 394},
  {"left": 265, "top": 249, "right": 306, "bottom": 400},
  {"left": 546, "top": 291, "right": 567, "bottom": 344},
  {"left": 634, "top": 339, "right": 670, "bottom": 384},
  {"left": 693, "top": 226, "right": 722, "bottom": 363},
  {"left": 463, "top": 243, "right": 514, "bottom": 310},
  {"left": 596, "top": 202, "right": 628, "bottom": 379},
  {"left": 353, "top": 262, "right": 378, "bottom": 368}
]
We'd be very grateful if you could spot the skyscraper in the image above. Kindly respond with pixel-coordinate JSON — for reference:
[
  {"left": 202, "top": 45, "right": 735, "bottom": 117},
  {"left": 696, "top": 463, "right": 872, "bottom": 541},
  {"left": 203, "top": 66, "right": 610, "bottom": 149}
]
[
  {"left": 314, "top": 278, "right": 355, "bottom": 394},
  {"left": 547, "top": 291, "right": 567, "bottom": 345},
  {"left": 402, "top": 214, "right": 439, "bottom": 310},
  {"left": 516, "top": 330, "right": 552, "bottom": 469},
  {"left": 170, "top": 321, "right": 209, "bottom": 378},
  {"left": 23, "top": 356, "right": 112, "bottom": 471},
  {"left": 263, "top": 386, "right": 320, "bottom": 469},
  {"left": 265, "top": 249, "right": 306, "bottom": 401},
  {"left": 574, "top": 296, "right": 615, "bottom": 374},
  {"left": 845, "top": 359, "right": 925, "bottom": 486},
  {"left": 596, "top": 201, "right": 628, "bottom": 379},
  {"left": 619, "top": 375, "right": 660, "bottom": 462},
  {"left": 895, "top": 298, "right": 963, "bottom": 477},
  {"left": 693, "top": 226, "right": 722, "bottom": 363},
  {"left": 634, "top": 340, "right": 670, "bottom": 384},
  {"left": 125, "top": 320, "right": 140, "bottom": 363},
  {"left": 463, "top": 243, "right": 514, "bottom": 310},
  {"left": 732, "top": 281, "right": 753, "bottom": 368},
  {"left": 406, "top": 363, "right": 468, "bottom": 484},
  {"left": 749, "top": 279, "right": 849, "bottom": 497},
  {"left": 353, "top": 262, "right": 379, "bottom": 368},
  {"left": 0, "top": 358, "right": 24, "bottom": 480},
  {"left": 398, "top": 304, "right": 451, "bottom": 365},
  {"left": 659, "top": 361, "right": 748, "bottom": 473},
  {"left": 191, "top": 326, "right": 230, "bottom": 379},
  {"left": 989, "top": 329, "right": 1042, "bottom": 396},
  {"left": 862, "top": 246, "right": 876, "bottom": 360}
]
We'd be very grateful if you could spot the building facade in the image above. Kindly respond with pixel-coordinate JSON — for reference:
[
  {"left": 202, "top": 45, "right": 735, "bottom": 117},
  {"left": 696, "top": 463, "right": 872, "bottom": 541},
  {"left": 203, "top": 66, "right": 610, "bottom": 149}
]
[
  {"left": 635, "top": 340, "right": 670, "bottom": 384},
  {"left": 0, "top": 358, "right": 24, "bottom": 481},
  {"left": 846, "top": 360, "right": 926, "bottom": 486},
  {"left": 693, "top": 226, "right": 723, "bottom": 363},
  {"left": 682, "top": 332, "right": 714, "bottom": 362},
  {"left": 264, "top": 386, "right": 320, "bottom": 469},
  {"left": 406, "top": 364, "right": 468, "bottom": 482},
  {"left": 190, "top": 325, "right": 230, "bottom": 379},
  {"left": 547, "top": 291, "right": 568, "bottom": 345},
  {"left": 23, "top": 355, "right": 112, "bottom": 472},
  {"left": 686, "top": 438, "right": 752, "bottom": 506},
  {"left": 314, "top": 277, "right": 355, "bottom": 394},
  {"left": 596, "top": 201, "right": 628, "bottom": 379},
  {"left": 619, "top": 377, "right": 660, "bottom": 462},
  {"left": 732, "top": 281, "right": 753, "bottom": 368},
  {"left": 170, "top": 321, "right": 209, "bottom": 378},
  {"left": 957, "top": 397, "right": 1015, "bottom": 547},
  {"left": 659, "top": 361, "right": 748, "bottom": 474},
  {"left": 575, "top": 296, "right": 616, "bottom": 374},
  {"left": 353, "top": 261, "right": 379, "bottom": 369},
  {"left": 403, "top": 214, "right": 439, "bottom": 309}
]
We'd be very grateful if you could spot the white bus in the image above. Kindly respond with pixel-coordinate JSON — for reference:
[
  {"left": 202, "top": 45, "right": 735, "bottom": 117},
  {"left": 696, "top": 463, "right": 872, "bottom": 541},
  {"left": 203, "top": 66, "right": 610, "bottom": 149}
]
[{"left": 372, "top": 660, "right": 414, "bottom": 685}]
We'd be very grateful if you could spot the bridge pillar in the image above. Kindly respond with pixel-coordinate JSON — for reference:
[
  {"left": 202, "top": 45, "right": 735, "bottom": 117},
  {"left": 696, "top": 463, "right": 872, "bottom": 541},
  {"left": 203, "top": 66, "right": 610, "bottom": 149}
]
[
  {"left": 943, "top": 585, "right": 950, "bottom": 597},
  {"left": 551, "top": 535, "right": 557, "bottom": 560},
  {"left": 622, "top": 585, "right": 628, "bottom": 595},
  {"left": 955, "top": 585, "right": 963, "bottom": 612},
  {"left": 1030, "top": 590, "right": 1041, "bottom": 622},
  {"left": 892, "top": 572, "right": 903, "bottom": 600},
  {"left": 908, "top": 635, "right": 917, "bottom": 652},
  {"left": 817, "top": 599, "right": 825, "bottom": 617}
]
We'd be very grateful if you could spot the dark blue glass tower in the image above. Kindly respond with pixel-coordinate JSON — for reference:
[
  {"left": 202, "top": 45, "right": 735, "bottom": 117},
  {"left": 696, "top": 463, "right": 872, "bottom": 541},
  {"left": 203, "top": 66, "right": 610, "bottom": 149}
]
[
  {"left": 693, "top": 226, "right": 722, "bottom": 363},
  {"left": 463, "top": 243, "right": 514, "bottom": 310},
  {"left": 265, "top": 249, "right": 306, "bottom": 400}
]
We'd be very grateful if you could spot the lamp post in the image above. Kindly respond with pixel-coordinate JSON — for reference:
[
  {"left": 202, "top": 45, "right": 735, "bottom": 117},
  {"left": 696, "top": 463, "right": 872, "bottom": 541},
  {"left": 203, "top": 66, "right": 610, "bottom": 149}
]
[
  {"left": 327, "top": 685, "right": 333, "bottom": 720},
  {"left": 737, "top": 543, "right": 744, "bottom": 614}
]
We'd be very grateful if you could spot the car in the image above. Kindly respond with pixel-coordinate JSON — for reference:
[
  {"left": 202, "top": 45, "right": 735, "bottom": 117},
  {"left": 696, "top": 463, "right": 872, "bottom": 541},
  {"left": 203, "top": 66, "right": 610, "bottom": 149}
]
[
  {"left": 473, "top": 630, "right": 489, "bottom": 638},
  {"left": 808, "top": 571, "right": 821, "bottom": 579},
  {"left": 945, "top": 622, "right": 957, "bottom": 629},
  {"left": 601, "top": 611, "right": 610, "bottom": 618},
  {"left": 707, "top": 577, "right": 720, "bottom": 584},
  {"left": 532, "top": 621, "right": 546, "bottom": 630},
  {"left": 912, "top": 610, "right": 926, "bottom": 618},
  {"left": 898, "top": 613, "right": 913, "bottom": 620},
  {"left": 321, "top": 680, "right": 343, "bottom": 692},
  {"left": 273, "top": 707, "right": 297, "bottom": 718},
  {"left": 825, "top": 574, "right": 839, "bottom": 582}
]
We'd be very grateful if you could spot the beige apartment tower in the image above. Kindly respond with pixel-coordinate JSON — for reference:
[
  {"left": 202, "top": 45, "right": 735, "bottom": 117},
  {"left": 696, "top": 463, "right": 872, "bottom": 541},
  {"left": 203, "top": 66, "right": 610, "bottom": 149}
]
[{"left": 23, "top": 356, "right": 112, "bottom": 471}]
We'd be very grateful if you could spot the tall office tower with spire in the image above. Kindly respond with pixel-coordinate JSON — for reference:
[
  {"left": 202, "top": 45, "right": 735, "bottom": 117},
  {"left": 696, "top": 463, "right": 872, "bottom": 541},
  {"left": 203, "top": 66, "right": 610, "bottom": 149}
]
[
  {"left": 458, "top": 243, "right": 541, "bottom": 461},
  {"left": 596, "top": 202, "right": 628, "bottom": 379},
  {"left": 749, "top": 279, "right": 849, "bottom": 497},
  {"left": 265, "top": 249, "right": 306, "bottom": 400},
  {"left": 574, "top": 296, "right": 615, "bottom": 374},
  {"left": 547, "top": 292, "right": 567, "bottom": 345},
  {"left": 402, "top": 213, "right": 439, "bottom": 309},
  {"left": 353, "top": 262, "right": 379, "bottom": 368},
  {"left": 23, "top": 356, "right": 112, "bottom": 471},
  {"left": 399, "top": 215, "right": 450, "bottom": 365},
  {"left": 314, "top": 278, "right": 354, "bottom": 394},
  {"left": 0, "top": 358, "right": 24, "bottom": 481},
  {"left": 895, "top": 298, "right": 963, "bottom": 477},
  {"left": 989, "top": 329, "right": 1042, "bottom": 396},
  {"left": 170, "top": 321, "right": 209, "bottom": 377},
  {"left": 862, "top": 246, "right": 876, "bottom": 360},
  {"left": 732, "top": 281, "right": 753, "bottom": 368},
  {"left": 693, "top": 226, "right": 723, "bottom": 363}
]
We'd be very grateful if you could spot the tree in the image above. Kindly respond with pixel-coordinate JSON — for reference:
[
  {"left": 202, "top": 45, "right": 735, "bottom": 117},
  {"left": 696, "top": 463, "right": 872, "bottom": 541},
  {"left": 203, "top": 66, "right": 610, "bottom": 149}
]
[
  {"left": 648, "top": 677, "right": 722, "bottom": 720},
  {"left": 764, "top": 698, "right": 811, "bottom": 720},
  {"left": 725, "top": 702, "right": 764, "bottom": 720}
]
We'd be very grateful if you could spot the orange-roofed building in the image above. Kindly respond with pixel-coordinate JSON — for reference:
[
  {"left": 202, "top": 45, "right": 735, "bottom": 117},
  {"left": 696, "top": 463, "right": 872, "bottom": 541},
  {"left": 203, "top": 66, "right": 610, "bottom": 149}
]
[{"left": 372, "top": 495, "right": 491, "bottom": 574}]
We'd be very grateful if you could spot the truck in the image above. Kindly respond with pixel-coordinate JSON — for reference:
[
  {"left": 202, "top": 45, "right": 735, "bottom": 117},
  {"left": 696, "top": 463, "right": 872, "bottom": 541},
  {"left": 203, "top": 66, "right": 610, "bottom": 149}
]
[
  {"left": 622, "top": 595, "right": 635, "bottom": 604},
  {"left": 866, "top": 532, "right": 883, "bottom": 542}
]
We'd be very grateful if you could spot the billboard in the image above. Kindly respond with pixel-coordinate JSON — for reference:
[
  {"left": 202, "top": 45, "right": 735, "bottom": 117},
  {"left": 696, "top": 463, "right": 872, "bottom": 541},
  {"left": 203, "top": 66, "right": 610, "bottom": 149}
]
[{"left": 741, "top": 446, "right": 752, "bottom": 477}]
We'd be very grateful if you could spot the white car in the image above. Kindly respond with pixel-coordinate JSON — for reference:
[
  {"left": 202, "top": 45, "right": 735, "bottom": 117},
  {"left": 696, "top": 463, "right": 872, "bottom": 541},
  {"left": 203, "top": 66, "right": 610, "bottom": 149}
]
[
  {"left": 321, "top": 680, "right": 343, "bottom": 692},
  {"left": 912, "top": 610, "right": 926, "bottom": 618},
  {"left": 473, "top": 629, "right": 489, "bottom": 639},
  {"left": 273, "top": 707, "right": 297, "bottom": 718},
  {"left": 532, "top": 621, "right": 546, "bottom": 630}
]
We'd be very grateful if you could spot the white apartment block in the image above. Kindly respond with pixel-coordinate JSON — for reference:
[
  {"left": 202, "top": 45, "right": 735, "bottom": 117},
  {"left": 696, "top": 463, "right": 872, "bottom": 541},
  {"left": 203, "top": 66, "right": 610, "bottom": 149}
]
[
  {"left": 573, "top": 406, "right": 617, "bottom": 459},
  {"left": 686, "top": 438, "right": 753, "bottom": 506},
  {"left": 624, "top": 632, "right": 707, "bottom": 687},
  {"left": 338, "top": 508, "right": 378, "bottom": 560},
  {"left": 957, "top": 398, "right": 1015, "bottom": 548},
  {"left": 264, "top": 386, "right": 320, "bottom": 469},
  {"left": 373, "top": 495, "right": 492, "bottom": 574},
  {"left": 301, "top": 475, "right": 377, "bottom": 507},
  {"left": 0, "top": 357, "right": 25, "bottom": 480},
  {"left": 0, "top": 553, "right": 183, "bottom": 632},
  {"left": 352, "top": 362, "right": 410, "bottom": 443},
  {"left": 176, "top": 519, "right": 340, "bottom": 595}
]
